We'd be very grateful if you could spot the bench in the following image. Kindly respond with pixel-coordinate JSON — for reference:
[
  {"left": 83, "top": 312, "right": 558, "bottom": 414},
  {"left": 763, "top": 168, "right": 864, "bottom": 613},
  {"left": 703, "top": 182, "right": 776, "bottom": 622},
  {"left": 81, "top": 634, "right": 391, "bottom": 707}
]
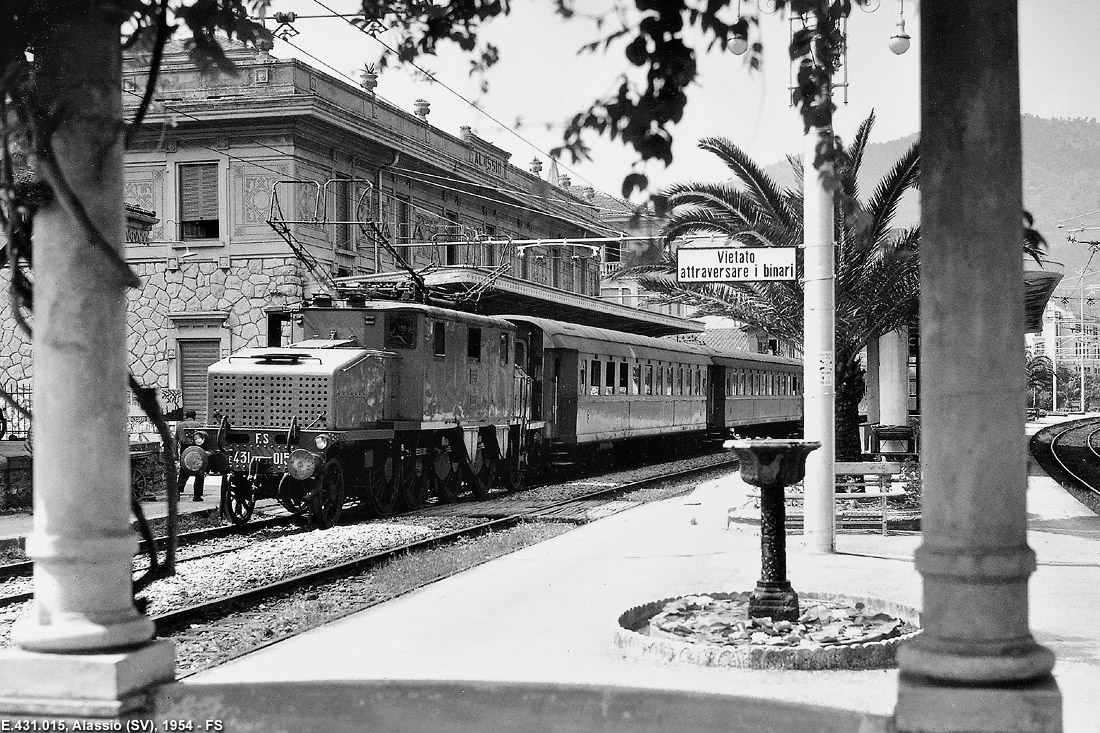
[
  {"left": 733, "top": 461, "right": 907, "bottom": 536},
  {"left": 833, "top": 461, "right": 907, "bottom": 535}
]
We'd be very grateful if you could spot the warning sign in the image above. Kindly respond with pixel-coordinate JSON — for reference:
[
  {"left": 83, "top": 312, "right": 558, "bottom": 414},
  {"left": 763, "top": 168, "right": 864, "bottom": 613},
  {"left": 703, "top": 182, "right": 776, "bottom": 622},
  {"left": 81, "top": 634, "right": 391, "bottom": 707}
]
[{"left": 676, "top": 247, "right": 797, "bottom": 282}]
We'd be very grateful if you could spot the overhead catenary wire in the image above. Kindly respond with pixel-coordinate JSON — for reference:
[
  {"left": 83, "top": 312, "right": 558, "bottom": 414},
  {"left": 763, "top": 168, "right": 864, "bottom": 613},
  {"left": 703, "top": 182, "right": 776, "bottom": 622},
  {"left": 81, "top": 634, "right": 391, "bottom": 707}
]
[{"left": 306, "top": 0, "right": 619, "bottom": 200}]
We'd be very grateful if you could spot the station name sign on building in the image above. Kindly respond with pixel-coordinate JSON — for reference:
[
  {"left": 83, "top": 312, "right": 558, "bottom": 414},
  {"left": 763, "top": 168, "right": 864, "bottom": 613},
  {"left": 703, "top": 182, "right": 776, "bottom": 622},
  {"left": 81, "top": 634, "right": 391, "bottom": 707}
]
[{"left": 676, "top": 247, "right": 797, "bottom": 282}]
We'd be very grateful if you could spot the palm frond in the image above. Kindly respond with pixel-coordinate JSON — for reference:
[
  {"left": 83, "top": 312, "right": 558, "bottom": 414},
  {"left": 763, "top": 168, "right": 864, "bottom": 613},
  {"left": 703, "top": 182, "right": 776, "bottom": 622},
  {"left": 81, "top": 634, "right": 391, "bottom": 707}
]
[
  {"left": 863, "top": 141, "right": 920, "bottom": 247},
  {"left": 698, "top": 137, "right": 797, "bottom": 231}
]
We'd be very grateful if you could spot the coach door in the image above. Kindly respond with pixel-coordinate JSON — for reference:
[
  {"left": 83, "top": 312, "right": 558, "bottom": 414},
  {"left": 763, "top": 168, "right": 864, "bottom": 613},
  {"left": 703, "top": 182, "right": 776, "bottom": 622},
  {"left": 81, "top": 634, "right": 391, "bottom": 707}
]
[
  {"left": 706, "top": 364, "right": 725, "bottom": 429},
  {"left": 552, "top": 351, "right": 578, "bottom": 442}
]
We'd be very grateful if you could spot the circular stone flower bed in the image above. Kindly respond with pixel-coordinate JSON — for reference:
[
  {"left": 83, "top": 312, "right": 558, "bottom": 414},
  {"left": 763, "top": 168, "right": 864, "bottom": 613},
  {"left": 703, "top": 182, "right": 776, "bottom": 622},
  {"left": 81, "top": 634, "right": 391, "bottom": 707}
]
[{"left": 616, "top": 591, "right": 920, "bottom": 670}]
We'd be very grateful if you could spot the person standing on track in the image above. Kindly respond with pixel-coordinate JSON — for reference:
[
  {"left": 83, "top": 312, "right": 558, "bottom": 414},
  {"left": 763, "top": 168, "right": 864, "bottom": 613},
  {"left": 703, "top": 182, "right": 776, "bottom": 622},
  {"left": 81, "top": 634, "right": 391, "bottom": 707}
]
[{"left": 175, "top": 409, "right": 205, "bottom": 501}]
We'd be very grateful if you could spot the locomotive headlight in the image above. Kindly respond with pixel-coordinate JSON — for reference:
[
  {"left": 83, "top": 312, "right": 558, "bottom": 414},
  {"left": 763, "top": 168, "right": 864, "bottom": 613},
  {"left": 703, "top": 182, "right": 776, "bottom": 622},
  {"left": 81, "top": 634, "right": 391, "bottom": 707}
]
[
  {"left": 314, "top": 433, "right": 332, "bottom": 450},
  {"left": 193, "top": 431, "right": 208, "bottom": 447},
  {"left": 287, "top": 448, "right": 318, "bottom": 480},
  {"left": 181, "top": 445, "right": 209, "bottom": 473}
]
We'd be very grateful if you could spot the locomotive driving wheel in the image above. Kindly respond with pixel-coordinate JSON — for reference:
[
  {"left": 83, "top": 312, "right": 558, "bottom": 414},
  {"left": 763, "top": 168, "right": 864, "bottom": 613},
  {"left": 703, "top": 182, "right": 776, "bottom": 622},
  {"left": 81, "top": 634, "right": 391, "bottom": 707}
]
[
  {"left": 431, "top": 436, "right": 461, "bottom": 504},
  {"left": 220, "top": 473, "right": 255, "bottom": 526},
  {"left": 311, "top": 459, "right": 345, "bottom": 529},
  {"left": 362, "top": 455, "right": 398, "bottom": 518},
  {"left": 398, "top": 448, "right": 426, "bottom": 510},
  {"left": 500, "top": 432, "right": 524, "bottom": 492},
  {"left": 277, "top": 475, "right": 310, "bottom": 516},
  {"left": 467, "top": 440, "right": 497, "bottom": 500}
]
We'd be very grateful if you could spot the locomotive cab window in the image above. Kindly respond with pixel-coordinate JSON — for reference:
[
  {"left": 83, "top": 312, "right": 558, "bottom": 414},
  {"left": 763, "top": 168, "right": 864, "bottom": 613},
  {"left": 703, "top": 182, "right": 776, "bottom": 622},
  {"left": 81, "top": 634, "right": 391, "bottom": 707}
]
[
  {"left": 386, "top": 313, "right": 418, "bottom": 350},
  {"left": 432, "top": 321, "right": 446, "bottom": 356},
  {"left": 467, "top": 327, "right": 482, "bottom": 361},
  {"left": 499, "top": 333, "right": 511, "bottom": 366}
]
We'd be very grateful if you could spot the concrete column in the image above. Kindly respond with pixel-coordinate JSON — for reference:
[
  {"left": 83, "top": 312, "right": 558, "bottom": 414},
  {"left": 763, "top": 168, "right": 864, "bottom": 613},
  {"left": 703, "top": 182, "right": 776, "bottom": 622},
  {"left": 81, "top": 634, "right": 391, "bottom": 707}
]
[
  {"left": 0, "top": 9, "right": 173, "bottom": 717},
  {"left": 864, "top": 338, "right": 881, "bottom": 425},
  {"left": 801, "top": 125, "right": 836, "bottom": 555},
  {"left": 895, "top": 2, "right": 1061, "bottom": 730},
  {"left": 879, "top": 328, "right": 908, "bottom": 426}
]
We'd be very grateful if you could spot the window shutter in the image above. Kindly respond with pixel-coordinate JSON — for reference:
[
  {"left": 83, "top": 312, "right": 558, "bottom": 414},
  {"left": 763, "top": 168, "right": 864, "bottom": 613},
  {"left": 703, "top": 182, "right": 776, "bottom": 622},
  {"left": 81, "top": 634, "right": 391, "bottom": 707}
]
[{"left": 180, "top": 164, "right": 218, "bottom": 220}]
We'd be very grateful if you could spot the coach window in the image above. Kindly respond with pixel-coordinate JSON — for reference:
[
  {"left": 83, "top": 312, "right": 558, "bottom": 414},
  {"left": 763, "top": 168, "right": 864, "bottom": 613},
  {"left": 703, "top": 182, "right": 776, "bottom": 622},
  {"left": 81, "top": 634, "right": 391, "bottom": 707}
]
[
  {"left": 701, "top": 370, "right": 706, "bottom": 396},
  {"left": 432, "top": 321, "right": 446, "bottom": 356},
  {"left": 579, "top": 360, "right": 587, "bottom": 394},
  {"left": 499, "top": 332, "right": 510, "bottom": 366},
  {"left": 515, "top": 339, "right": 528, "bottom": 369},
  {"left": 738, "top": 369, "right": 745, "bottom": 395},
  {"left": 467, "top": 326, "right": 482, "bottom": 361},
  {"left": 666, "top": 366, "right": 674, "bottom": 395},
  {"left": 605, "top": 360, "right": 616, "bottom": 396},
  {"left": 644, "top": 364, "right": 653, "bottom": 395},
  {"left": 631, "top": 363, "right": 640, "bottom": 395},
  {"left": 675, "top": 366, "right": 682, "bottom": 395},
  {"left": 656, "top": 363, "right": 664, "bottom": 395},
  {"left": 618, "top": 362, "right": 629, "bottom": 395},
  {"left": 590, "top": 359, "right": 601, "bottom": 395}
]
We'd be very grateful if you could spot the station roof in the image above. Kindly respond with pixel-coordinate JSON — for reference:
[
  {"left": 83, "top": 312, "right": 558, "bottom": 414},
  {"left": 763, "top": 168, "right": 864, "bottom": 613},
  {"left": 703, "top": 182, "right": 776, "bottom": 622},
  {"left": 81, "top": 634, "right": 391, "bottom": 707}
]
[{"left": 333, "top": 267, "right": 703, "bottom": 338}]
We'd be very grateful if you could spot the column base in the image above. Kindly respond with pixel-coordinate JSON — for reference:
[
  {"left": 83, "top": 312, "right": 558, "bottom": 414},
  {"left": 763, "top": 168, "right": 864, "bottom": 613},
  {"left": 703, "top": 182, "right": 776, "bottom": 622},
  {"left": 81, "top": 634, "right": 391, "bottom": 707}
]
[
  {"left": 895, "top": 673, "right": 1061, "bottom": 733},
  {"left": 748, "top": 582, "right": 799, "bottom": 622},
  {"left": 0, "top": 640, "right": 175, "bottom": 718}
]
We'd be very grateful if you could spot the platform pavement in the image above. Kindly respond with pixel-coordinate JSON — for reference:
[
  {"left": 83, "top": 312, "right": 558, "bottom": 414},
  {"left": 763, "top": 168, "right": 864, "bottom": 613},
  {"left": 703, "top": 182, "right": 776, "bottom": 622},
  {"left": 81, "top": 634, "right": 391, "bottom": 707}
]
[{"left": 171, "top": 417, "right": 1100, "bottom": 732}]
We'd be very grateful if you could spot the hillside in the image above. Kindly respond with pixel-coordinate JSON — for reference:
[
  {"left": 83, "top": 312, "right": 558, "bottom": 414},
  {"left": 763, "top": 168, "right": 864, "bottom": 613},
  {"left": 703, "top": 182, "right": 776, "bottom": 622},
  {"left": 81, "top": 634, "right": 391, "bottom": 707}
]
[{"left": 764, "top": 115, "right": 1100, "bottom": 274}]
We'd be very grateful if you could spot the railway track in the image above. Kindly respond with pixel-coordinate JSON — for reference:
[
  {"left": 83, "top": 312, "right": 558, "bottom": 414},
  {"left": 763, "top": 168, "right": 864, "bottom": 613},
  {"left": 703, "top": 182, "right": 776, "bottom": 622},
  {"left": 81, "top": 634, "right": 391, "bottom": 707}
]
[
  {"left": 150, "top": 456, "right": 735, "bottom": 635},
  {"left": 1044, "top": 417, "right": 1100, "bottom": 500}
]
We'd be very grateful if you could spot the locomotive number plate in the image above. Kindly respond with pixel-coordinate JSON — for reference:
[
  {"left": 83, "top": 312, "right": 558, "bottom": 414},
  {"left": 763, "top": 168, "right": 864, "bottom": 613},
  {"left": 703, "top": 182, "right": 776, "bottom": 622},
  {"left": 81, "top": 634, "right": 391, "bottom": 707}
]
[{"left": 229, "top": 432, "right": 288, "bottom": 469}]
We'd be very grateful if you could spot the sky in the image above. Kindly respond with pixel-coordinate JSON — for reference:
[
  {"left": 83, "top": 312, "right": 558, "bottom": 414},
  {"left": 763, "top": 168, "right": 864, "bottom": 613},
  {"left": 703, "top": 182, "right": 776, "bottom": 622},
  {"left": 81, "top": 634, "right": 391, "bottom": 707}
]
[{"left": 262, "top": 1, "right": 1100, "bottom": 202}]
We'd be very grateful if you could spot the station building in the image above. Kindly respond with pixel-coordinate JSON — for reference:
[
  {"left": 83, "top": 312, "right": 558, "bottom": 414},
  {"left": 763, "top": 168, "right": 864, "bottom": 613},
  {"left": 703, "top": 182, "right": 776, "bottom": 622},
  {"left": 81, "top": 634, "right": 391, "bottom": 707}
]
[{"left": 0, "top": 39, "right": 702, "bottom": 425}]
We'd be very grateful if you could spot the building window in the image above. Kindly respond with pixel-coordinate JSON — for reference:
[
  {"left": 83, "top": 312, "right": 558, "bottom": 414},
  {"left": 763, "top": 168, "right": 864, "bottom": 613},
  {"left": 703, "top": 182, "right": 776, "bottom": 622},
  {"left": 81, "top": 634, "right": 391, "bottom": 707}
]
[
  {"left": 179, "top": 163, "right": 219, "bottom": 240},
  {"left": 334, "top": 179, "right": 352, "bottom": 251},
  {"left": 396, "top": 195, "right": 411, "bottom": 245}
]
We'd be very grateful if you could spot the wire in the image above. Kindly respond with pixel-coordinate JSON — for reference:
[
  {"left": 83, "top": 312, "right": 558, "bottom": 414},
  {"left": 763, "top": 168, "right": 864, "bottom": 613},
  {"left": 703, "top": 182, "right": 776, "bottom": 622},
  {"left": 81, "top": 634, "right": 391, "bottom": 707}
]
[
  {"left": 123, "top": 87, "right": 306, "bottom": 183},
  {"left": 307, "top": 0, "right": 619, "bottom": 199}
]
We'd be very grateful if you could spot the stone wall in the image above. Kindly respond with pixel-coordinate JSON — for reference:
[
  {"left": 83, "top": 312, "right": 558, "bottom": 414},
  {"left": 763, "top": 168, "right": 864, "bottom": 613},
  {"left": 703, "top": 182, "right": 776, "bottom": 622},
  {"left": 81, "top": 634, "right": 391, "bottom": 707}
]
[
  {"left": 0, "top": 266, "right": 33, "bottom": 388},
  {"left": 127, "top": 255, "right": 304, "bottom": 388}
]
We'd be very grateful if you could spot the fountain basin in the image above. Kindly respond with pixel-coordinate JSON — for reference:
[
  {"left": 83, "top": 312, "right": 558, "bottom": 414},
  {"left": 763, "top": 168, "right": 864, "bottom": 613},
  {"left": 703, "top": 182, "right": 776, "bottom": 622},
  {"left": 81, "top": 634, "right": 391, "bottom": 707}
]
[{"left": 615, "top": 591, "right": 920, "bottom": 671}]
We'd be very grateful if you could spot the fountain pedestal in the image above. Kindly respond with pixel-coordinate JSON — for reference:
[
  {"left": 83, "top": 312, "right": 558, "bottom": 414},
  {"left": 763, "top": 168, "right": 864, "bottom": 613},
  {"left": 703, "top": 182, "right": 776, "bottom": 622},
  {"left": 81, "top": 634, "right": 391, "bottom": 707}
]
[{"left": 729, "top": 439, "right": 821, "bottom": 622}]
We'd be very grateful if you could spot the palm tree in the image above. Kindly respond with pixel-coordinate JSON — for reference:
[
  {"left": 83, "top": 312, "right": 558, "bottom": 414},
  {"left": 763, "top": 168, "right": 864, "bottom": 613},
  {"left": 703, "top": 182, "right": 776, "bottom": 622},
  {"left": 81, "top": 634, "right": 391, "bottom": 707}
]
[
  {"left": 1025, "top": 353, "right": 1053, "bottom": 409},
  {"left": 628, "top": 112, "right": 920, "bottom": 460}
]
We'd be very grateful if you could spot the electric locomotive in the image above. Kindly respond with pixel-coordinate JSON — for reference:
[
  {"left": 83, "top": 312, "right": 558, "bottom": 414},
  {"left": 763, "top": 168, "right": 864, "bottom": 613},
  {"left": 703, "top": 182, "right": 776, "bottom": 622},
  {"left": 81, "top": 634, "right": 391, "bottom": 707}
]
[{"left": 181, "top": 300, "right": 532, "bottom": 528}]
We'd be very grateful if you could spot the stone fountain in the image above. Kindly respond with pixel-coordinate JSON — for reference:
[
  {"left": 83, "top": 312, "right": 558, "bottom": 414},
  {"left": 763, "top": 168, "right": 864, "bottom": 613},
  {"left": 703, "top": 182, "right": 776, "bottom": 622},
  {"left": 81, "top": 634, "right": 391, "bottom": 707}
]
[{"left": 727, "top": 438, "right": 820, "bottom": 622}]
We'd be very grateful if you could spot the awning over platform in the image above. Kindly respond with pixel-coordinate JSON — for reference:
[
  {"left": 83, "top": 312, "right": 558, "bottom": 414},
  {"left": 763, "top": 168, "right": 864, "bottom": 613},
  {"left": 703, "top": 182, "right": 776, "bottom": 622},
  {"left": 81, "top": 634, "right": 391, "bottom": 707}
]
[
  {"left": 333, "top": 267, "right": 703, "bottom": 338},
  {"left": 1023, "top": 256, "right": 1064, "bottom": 334}
]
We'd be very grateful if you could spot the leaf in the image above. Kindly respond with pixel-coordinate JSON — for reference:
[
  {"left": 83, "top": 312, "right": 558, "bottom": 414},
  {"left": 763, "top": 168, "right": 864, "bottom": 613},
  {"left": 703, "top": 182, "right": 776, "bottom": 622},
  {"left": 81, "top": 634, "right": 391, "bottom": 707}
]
[{"left": 621, "top": 172, "right": 649, "bottom": 198}]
